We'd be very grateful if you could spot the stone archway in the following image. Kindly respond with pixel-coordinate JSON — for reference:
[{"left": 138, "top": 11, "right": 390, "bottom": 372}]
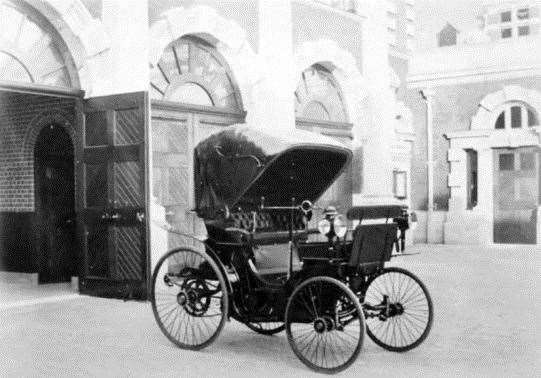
[
  {"left": 293, "top": 39, "right": 368, "bottom": 136},
  {"left": 471, "top": 85, "right": 541, "bottom": 131},
  {"left": 3, "top": 0, "right": 110, "bottom": 94},
  {"left": 149, "top": 5, "right": 261, "bottom": 114},
  {"left": 22, "top": 110, "right": 78, "bottom": 212}
]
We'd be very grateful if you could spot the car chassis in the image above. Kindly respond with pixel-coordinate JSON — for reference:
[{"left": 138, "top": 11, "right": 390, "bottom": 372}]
[{"left": 150, "top": 125, "right": 433, "bottom": 373}]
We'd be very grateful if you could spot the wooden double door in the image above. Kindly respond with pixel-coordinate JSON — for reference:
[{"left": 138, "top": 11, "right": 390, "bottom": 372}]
[
  {"left": 493, "top": 147, "right": 539, "bottom": 244},
  {"left": 78, "top": 92, "right": 149, "bottom": 298},
  {"left": 150, "top": 101, "right": 244, "bottom": 250}
]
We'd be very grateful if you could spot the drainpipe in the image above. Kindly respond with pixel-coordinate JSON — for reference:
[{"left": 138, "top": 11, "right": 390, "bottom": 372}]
[{"left": 420, "top": 88, "right": 434, "bottom": 242}]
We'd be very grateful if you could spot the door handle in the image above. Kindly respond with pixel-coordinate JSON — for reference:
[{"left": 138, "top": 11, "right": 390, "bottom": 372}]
[
  {"left": 111, "top": 213, "right": 121, "bottom": 220},
  {"left": 136, "top": 211, "right": 145, "bottom": 223}
]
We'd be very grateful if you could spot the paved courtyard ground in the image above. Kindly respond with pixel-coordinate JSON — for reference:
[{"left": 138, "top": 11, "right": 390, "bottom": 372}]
[{"left": 1, "top": 244, "right": 539, "bottom": 377}]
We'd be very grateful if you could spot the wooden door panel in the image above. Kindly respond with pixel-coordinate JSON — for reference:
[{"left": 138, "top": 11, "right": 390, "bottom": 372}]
[
  {"left": 494, "top": 148, "right": 538, "bottom": 244},
  {"left": 79, "top": 92, "right": 149, "bottom": 299}
]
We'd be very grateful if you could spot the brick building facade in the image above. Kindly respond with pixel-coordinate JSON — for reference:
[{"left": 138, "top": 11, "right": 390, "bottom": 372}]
[{"left": 0, "top": 0, "right": 415, "bottom": 297}]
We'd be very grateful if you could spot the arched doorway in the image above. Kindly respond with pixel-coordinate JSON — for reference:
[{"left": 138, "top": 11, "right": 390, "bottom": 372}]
[
  {"left": 294, "top": 64, "right": 353, "bottom": 211},
  {"left": 491, "top": 102, "right": 539, "bottom": 244},
  {"left": 34, "top": 124, "right": 76, "bottom": 283},
  {"left": 150, "top": 35, "right": 245, "bottom": 246},
  {"left": 0, "top": 1, "right": 83, "bottom": 283}
]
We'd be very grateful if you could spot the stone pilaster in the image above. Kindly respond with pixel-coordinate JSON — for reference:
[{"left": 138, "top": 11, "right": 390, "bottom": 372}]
[
  {"left": 251, "top": 0, "right": 295, "bottom": 131},
  {"left": 99, "top": 0, "right": 149, "bottom": 95},
  {"left": 353, "top": 0, "right": 398, "bottom": 205}
]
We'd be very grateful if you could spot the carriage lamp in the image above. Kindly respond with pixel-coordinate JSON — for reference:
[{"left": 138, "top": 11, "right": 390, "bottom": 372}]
[
  {"left": 317, "top": 206, "right": 347, "bottom": 238},
  {"left": 333, "top": 215, "right": 347, "bottom": 238}
]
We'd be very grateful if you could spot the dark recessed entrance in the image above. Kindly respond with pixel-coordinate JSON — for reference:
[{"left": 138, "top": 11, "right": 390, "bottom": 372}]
[{"left": 34, "top": 124, "right": 76, "bottom": 283}]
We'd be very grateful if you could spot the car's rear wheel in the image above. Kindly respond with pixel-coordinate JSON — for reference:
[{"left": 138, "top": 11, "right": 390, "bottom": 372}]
[
  {"left": 151, "top": 247, "right": 229, "bottom": 350},
  {"left": 363, "top": 267, "right": 433, "bottom": 352},
  {"left": 285, "top": 276, "right": 365, "bottom": 373}
]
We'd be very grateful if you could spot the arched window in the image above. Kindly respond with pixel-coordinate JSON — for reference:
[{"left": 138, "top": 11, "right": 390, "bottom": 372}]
[
  {"left": 294, "top": 65, "right": 348, "bottom": 123},
  {"left": 150, "top": 36, "right": 242, "bottom": 111},
  {"left": 0, "top": 1, "right": 77, "bottom": 88},
  {"left": 494, "top": 102, "right": 539, "bottom": 129}
]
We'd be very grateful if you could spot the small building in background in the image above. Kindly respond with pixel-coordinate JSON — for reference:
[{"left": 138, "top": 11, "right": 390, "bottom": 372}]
[{"left": 407, "top": 0, "right": 541, "bottom": 245}]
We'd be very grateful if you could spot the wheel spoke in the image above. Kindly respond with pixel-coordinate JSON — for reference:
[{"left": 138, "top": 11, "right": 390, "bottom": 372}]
[
  {"left": 364, "top": 268, "right": 433, "bottom": 351},
  {"left": 286, "top": 277, "right": 364, "bottom": 373},
  {"left": 151, "top": 248, "right": 228, "bottom": 350}
]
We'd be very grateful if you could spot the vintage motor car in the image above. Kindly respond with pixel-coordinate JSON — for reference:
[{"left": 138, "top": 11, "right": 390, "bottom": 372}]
[{"left": 150, "top": 125, "right": 433, "bottom": 373}]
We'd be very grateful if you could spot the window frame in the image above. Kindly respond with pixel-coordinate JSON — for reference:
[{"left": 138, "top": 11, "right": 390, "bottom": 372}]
[
  {"left": 485, "top": 3, "right": 540, "bottom": 40},
  {"left": 493, "top": 102, "right": 539, "bottom": 130}
]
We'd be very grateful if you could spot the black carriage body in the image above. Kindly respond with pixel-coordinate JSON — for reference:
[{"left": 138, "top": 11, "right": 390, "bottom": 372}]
[
  {"left": 151, "top": 125, "right": 432, "bottom": 372},
  {"left": 192, "top": 125, "right": 408, "bottom": 321}
]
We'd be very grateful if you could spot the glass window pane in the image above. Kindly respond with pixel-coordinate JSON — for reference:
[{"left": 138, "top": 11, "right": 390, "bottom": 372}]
[
  {"left": 511, "top": 106, "right": 522, "bottom": 128},
  {"left": 501, "top": 28, "right": 512, "bottom": 38},
  {"left": 517, "top": 8, "right": 530, "bottom": 20},
  {"left": 499, "top": 153, "right": 515, "bottom": 171},
  {"left": 168, "top": 83, "right": 213, "bottom": 106},
  {"left": 501, "top": 11, "right": 512, "bottom": 22},
  {"left": 527, "top": 109, "right": 538, "bottom": 126},
  {"left": 0, "top": 52, "right": 32, "bottom": 82},
  {"left": 0, "top": 3, "right": 74, "bottom": 88},
  {"left": 518, "top": 25, "right": 530, "bottom": 36},
  {"left": 85, "top": 111, "right": 108, "bottom": 146},
  {"left": 495, "top": 111, "right": 505, "bottom": 129},
  {"left": 303, "top": 101, "right": 330, "bottom": 120},
  {"left": 520, "top": 153, "right": 535, "bottom": 170}
]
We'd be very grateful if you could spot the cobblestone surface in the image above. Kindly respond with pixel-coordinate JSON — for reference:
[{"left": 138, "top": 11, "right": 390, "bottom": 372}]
[{"left": 1, "top": 244, "right": 539, "bottom": 377}]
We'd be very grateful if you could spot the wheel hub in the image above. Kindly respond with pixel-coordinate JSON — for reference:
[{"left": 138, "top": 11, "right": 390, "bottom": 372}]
[
  {"left": 313, "top": 318, "right": 326, "bottom": 333},
  {"left": 177, "top": 292, "right": 187, "bottom": 306},
  {"left": 313, "top": 316, "right": 335, "bottom": 333},
  {"left": 179, "top": 279, "right": 211, "bottom": 316}
]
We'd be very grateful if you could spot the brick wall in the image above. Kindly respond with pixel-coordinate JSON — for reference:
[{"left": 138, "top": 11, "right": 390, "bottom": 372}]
[
  {"left": 405, "top": 77, "right": 541, "bottom": 211},
  {"left": 0, "top": 91, "right": 77, "bottom": 271},
  {"left": 0, "top": 91, "right": 76, "bottom": 212}
]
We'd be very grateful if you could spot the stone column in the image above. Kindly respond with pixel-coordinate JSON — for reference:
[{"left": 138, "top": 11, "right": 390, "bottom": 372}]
[
  {"left": 353, "top": 0, "right": 397, "bottom": 205},
  {"left": 251, "top": 0, "right": 295, "bottom": 131},
  {"left": 100, "top": 0, "right": 149, "bottom": 95},
  {"left": 476, "top": 147, "right": 494, "bottom": 243}
]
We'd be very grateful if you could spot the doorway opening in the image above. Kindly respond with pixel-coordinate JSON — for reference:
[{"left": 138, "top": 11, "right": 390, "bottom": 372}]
[
  {"left": 34, "top": 124, "right": 77, "bottom": 283},
  {"left": 493, "top": 147, "right": 539, "bottom": 244}
]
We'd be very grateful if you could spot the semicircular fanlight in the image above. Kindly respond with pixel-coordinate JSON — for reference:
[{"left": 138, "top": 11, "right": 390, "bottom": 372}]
[
  {"left": 294, "top": 65, "right": 347, "bottom": 123},
  {"left": 0, "top": 1, "right": 76, "bottom": 88},
  {"left": 150, "top": 37, "right": 242, "bottom": 111}
]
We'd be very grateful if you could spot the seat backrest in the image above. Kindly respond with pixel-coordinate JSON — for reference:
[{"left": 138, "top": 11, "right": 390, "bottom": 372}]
[
  {"left": 348, "top": 223, "right": 397, "bottom": 267},
  {"left": 229, "top": 210, "right": 305, "bottom": 232}
]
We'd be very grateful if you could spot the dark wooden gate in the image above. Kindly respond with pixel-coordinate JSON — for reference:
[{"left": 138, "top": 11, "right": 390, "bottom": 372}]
[{"left": 78, "top": 92, "right": 149, "bottom": 298}]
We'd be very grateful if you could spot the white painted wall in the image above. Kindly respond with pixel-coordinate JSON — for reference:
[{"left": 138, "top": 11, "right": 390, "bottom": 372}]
[{"left": 96, "top": 0, "right": 149, "bottom": 95}]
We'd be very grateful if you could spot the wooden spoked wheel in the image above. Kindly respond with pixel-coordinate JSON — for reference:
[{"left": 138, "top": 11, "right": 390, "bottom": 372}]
[
  {"left": 285, "top": 276, "right": 365, "bottom": 373},
  {"left": 363, "top": 267, "right": 433, "bottom": 352},
  {"left": 151, "top": 247, "right": 229, "bottom": 350}
]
